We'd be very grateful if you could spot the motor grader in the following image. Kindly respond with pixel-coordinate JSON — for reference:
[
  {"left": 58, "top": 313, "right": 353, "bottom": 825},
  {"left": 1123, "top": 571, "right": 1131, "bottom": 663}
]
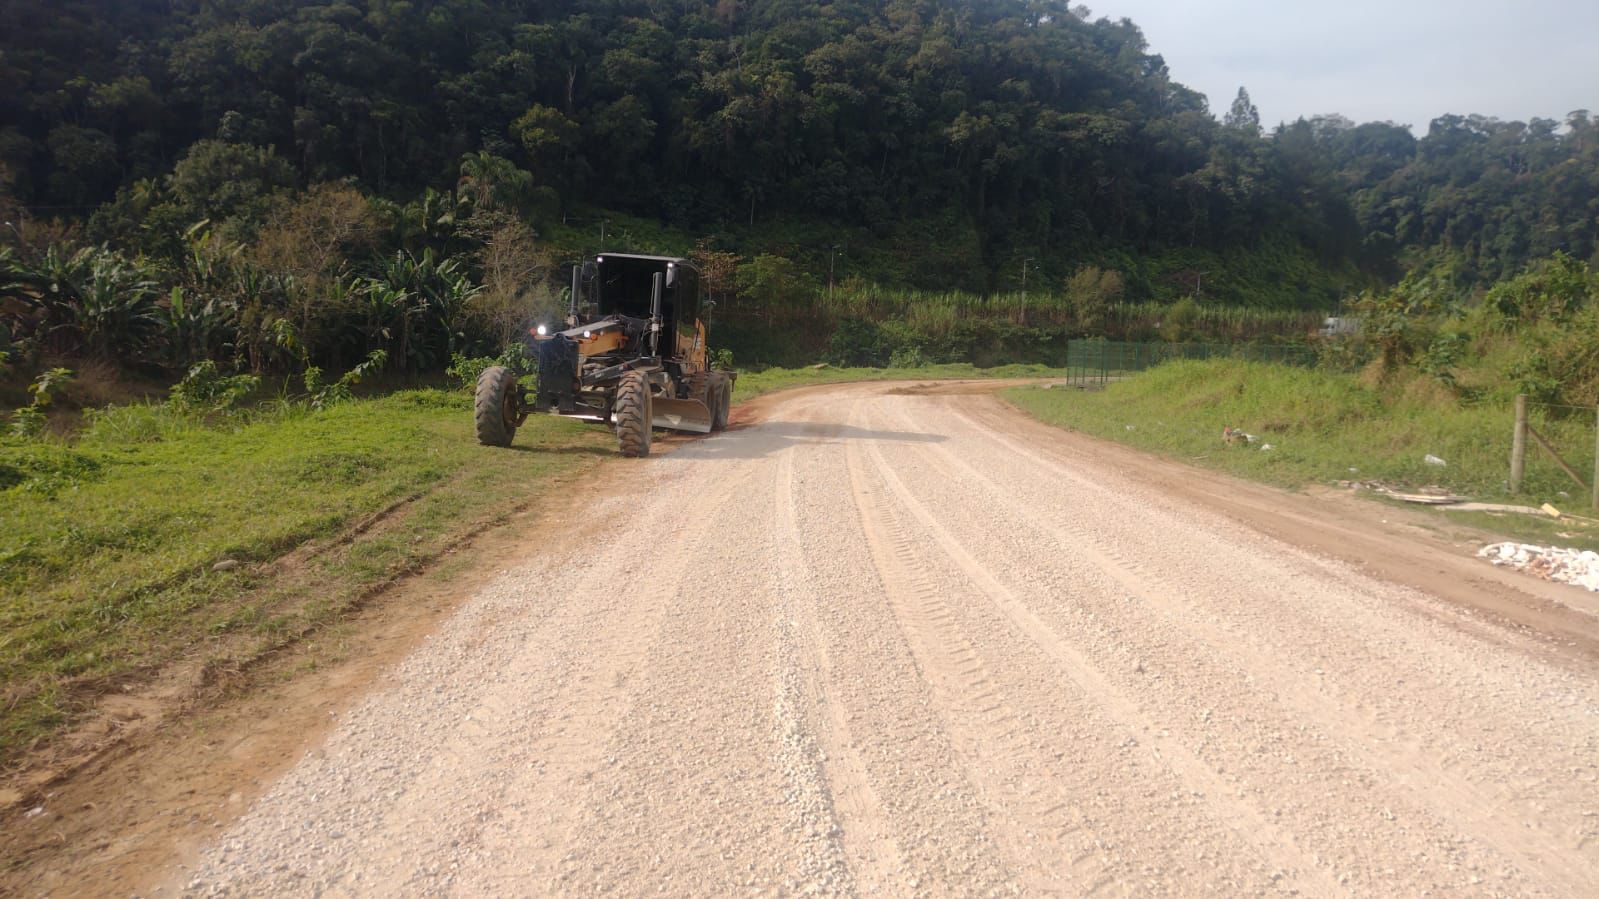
[{"left": 473, "top": 253, "right": 734, "bottom": 457}]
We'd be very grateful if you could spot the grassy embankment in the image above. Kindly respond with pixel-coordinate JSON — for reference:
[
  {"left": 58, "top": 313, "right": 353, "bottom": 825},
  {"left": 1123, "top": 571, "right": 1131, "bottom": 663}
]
[
  {"left": 1005, "top": 359, "right": 1599, "bottom": 549},
  {"left": 0, "top": 391, "right": 612, "bottom": 758},
  {"left": 0, "top": 362, "right": 1058, "bottom": 759}
]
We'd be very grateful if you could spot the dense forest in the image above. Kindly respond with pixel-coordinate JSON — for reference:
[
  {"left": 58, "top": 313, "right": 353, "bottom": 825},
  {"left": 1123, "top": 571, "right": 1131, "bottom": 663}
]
[{"left": 1, "top": 0, "right": 1596, "bottom": 375}]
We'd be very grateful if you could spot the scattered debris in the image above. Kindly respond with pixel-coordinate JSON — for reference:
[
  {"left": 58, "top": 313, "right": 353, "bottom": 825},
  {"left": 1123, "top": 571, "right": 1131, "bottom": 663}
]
[
  {"left": 1384, "top": 490, "right": 1467, "bottom": 505},
  {"left": 1423, "top": 454, "right": 1447, "bottom": 467},
  {"left": 1479, "top": 543, "right": 1599, "bottom": 592},
  {"left": 1442, "top": 502, "right": 1552, "bottom": 516},
  {"left": 212, "top": 559, "right": 240, "bottom": 572},
  {"left": 1340, "top": 480, "right": 1467, "bottom": 504},
  {"left": 1125, "top": 424, "right": 1136, "bottom": 431},
  {"left": 1541, "top": 503, "right": 1599, "bottom": 527},
  {"left": 1222, "top": 426, "right": 1251, "bottom": 446},
  {"left": 1260, "top": 443, "right": 1275, "bottom": 452}
]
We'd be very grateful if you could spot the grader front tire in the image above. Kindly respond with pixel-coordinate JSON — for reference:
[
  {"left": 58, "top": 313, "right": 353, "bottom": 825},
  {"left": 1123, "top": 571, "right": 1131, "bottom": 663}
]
[
  {"left": 474, "top": 365, "right": 519, "bottom": 447},
  {"left": 615, "top": 371, "right": 653, "bottom": 458}
]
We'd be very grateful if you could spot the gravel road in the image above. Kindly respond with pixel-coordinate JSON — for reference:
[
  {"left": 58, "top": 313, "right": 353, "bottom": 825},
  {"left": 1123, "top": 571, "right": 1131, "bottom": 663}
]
[{"left": 185, "top": 382, "right": 1599, "bottom": 896}]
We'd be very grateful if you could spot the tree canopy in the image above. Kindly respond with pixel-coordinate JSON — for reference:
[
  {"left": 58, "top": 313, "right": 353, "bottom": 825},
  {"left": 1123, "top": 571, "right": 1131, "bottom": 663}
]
[{"left": 0, "top": 0, "right": 1594, "bottom": 295}]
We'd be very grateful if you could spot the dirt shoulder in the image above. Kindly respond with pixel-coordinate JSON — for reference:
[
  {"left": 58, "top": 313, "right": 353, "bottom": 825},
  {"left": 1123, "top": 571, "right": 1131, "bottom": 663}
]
[
  {"left": 0, "top": 453, "right": 633, "bottom": 896},
  {"left": 979, "top": 392, "right": 1599, "bottom": 661}
]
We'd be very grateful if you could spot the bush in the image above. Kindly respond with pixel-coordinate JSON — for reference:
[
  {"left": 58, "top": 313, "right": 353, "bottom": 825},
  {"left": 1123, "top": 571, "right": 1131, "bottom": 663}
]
[
  {"left": 168, "top": 361, "right": 259, "bottom": 412},
  {"left": 737, "top": 254, "right": 818, "bottom": 309},
  {"left": 888, "top": 345, "right": 927, "bottom": 368},
  {"left": 446, "top": 346, "right": 531, "bottom": 390},
  {"left": 8, "top": 405, "right": 44, "bottom": 439},
  {"left": 304, "top": 350, "right": 387, "bottom": 410},
  {"left": 825, "top": 318, "right": 888, "bottom": 367},
  {"left": 1160, "top": 298, "right": 1202, "bottom": 343}
]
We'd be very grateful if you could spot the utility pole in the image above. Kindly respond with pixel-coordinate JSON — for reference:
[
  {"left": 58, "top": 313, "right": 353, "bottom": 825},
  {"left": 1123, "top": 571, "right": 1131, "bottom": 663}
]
[
  {"left": 1195, "top": 270, "right": 1210, "bottom": 301},
  {"left": 600, "top": 219, "right": 609, "bottom": 245},
  {"left": 829, "top": 245, "right": 840, "bottom": 300}
]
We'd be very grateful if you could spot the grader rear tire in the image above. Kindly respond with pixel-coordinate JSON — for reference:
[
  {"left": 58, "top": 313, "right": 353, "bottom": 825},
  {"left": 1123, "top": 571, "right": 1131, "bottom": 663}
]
[
  {"left": 709, "top": 372, "right": 731, "bottom": 432},
  {"left": 474, "top": 365, "right": 519, "bottom": 447},
  {"left": 615, "top": 371, "right": 652, "bottom": 458}
]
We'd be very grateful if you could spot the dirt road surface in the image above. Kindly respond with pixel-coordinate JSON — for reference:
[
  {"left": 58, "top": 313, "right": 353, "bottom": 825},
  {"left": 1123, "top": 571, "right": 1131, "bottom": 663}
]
[{"left": 172, "top": 382, "right": 1598, "bottom": 896}]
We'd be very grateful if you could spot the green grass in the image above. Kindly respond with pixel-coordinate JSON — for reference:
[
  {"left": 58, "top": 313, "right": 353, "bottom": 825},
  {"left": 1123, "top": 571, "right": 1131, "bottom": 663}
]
[
  {"left": 733, "top": 362, "right": 1066, "bottom": 403},
  {"left": 1005, "top": 359, "right": 1599, "bottom": 547},
  {"left": 0, "top": 389, "right": 611, "bottom": 757}
]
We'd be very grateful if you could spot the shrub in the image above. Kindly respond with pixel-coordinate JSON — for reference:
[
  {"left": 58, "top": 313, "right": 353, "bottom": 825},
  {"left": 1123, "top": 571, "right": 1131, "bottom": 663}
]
[
  {"left": 737, "top": 255, "right": 818, "bottom": 309},
  {"left": 168, "top": 360, "right": 259, "bottom": 412},
  {"left": 305, "top": 350, "right": 387, "bottom": 410},
  {"left": 825, "top": 318, "right": 888, "bottom": 367},
  {"left": 446, "top": 346, "right": 531, "bottom": 390}
]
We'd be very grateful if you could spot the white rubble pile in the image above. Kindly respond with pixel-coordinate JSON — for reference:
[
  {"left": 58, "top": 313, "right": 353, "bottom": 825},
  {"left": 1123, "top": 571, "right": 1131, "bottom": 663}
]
[{"left": 1478, "top": 542, "right": 1599, "bottom": 592}]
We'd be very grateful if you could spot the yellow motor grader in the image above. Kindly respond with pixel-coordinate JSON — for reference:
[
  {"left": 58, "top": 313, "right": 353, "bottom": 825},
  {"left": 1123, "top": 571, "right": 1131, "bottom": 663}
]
[{"left": 473, "top": 253, "right": 733, "bottom": 457}]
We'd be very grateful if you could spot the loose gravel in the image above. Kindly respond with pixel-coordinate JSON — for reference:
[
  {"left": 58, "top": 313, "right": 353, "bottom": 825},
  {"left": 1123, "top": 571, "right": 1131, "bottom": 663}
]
[{"left": 184, "top": 384, "right": 1599, "bottom": 896}]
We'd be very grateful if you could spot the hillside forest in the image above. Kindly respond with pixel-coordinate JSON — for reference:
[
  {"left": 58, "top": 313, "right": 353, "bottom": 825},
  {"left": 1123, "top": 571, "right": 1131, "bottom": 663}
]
[{"left": 1, "top": 0, "right": 1597, "bottom": 380}]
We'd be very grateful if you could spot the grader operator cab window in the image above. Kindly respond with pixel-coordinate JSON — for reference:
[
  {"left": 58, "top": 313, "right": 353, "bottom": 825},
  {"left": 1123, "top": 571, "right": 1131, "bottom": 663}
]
[{"left": 594, "top": 255, "right": 699, "bottom": 341}]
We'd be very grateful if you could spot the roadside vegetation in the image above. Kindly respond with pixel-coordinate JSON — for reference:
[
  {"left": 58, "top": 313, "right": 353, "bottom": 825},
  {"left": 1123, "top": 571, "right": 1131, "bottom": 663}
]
[
  {"left": 1007, "top": 253, "right": 1599, "bottom": 544},
  {"left": 0, "top": 370, "right": 612, "bottom": 760}
]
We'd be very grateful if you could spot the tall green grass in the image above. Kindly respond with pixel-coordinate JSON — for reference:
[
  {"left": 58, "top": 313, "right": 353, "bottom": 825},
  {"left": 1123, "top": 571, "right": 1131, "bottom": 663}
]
[
  {"left": 811, "top": 285, "right": 1324, "bottom": 341},
  {"left": 1006, "top": 359, "right": 1594, "bottom": 503}
]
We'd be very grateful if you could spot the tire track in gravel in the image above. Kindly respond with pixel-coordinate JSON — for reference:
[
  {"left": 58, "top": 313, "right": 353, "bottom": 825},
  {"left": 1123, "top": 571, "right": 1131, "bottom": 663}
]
[
  {"left": 954, "top": 398, "right": 1596, "bottom": 700},
  {"left": 949, "top": 396, "right": 1599, "bottom": 741},
  {"left": 188, "top": 456, "right": 766, "bottom": 896},
  {"left": 463, "top": 390, "right": 878, "bottom": 894},
  {"left": 854, "top": 398, "right": 1347, "bottom": 897},
  {"left": 901, "top": 397, "right": 1597, "bottom": 894},
  {"left": 770, "top": 418, "right": 910, "bottom": 894},
  {"left": 777, "top": 400, "right": 1022, "bottom": 895},
  {"left": 842, "top": 407, "right": 1130, "bottom": 895},
  {"left": 913, "top": 396, "right": 1599, "bottom": 895},
  {"left": 443, "top": 455, "right": 777, "bottom": 892}
]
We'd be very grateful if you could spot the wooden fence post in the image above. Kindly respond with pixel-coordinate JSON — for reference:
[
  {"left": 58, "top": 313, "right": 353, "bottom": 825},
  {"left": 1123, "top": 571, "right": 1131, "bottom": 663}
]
[{"left": 1510, "top": 394, "right": 1528, "bottom": 494}]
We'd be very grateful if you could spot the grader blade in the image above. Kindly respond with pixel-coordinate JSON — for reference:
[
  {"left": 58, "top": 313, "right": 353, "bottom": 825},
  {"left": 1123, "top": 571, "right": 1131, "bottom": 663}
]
[{"left": 651, "top": 397, "right": 714, "bottom": 434}]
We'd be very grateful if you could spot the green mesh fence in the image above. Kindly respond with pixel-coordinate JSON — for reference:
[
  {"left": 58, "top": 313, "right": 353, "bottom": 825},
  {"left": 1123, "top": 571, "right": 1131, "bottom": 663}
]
[{"left": 1064, "top": 340, "right": 1317, "bottom": 387}]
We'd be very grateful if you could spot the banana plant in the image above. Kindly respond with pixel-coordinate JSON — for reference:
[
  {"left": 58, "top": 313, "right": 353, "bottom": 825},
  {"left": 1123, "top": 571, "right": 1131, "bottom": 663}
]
[{"left": 64, "top": 249, "right": 163, "bottom": 361}]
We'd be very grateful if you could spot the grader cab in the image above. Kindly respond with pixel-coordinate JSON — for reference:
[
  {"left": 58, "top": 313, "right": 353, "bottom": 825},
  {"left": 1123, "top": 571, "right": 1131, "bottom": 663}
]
[{"left": 473, "top": 253, "right": 734, "bottom": 457}]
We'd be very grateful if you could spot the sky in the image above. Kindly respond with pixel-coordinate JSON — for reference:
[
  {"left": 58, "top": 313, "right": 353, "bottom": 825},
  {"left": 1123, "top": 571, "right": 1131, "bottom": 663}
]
[{"left": 1089, "top": 0, "right": 1599, "bottom": 132}]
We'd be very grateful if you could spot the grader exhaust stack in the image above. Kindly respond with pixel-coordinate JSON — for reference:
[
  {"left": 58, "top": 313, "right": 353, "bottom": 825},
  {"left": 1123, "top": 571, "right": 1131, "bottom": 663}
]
[{"left": 472, "top": 253, "right": 731, "bottom": 456}]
